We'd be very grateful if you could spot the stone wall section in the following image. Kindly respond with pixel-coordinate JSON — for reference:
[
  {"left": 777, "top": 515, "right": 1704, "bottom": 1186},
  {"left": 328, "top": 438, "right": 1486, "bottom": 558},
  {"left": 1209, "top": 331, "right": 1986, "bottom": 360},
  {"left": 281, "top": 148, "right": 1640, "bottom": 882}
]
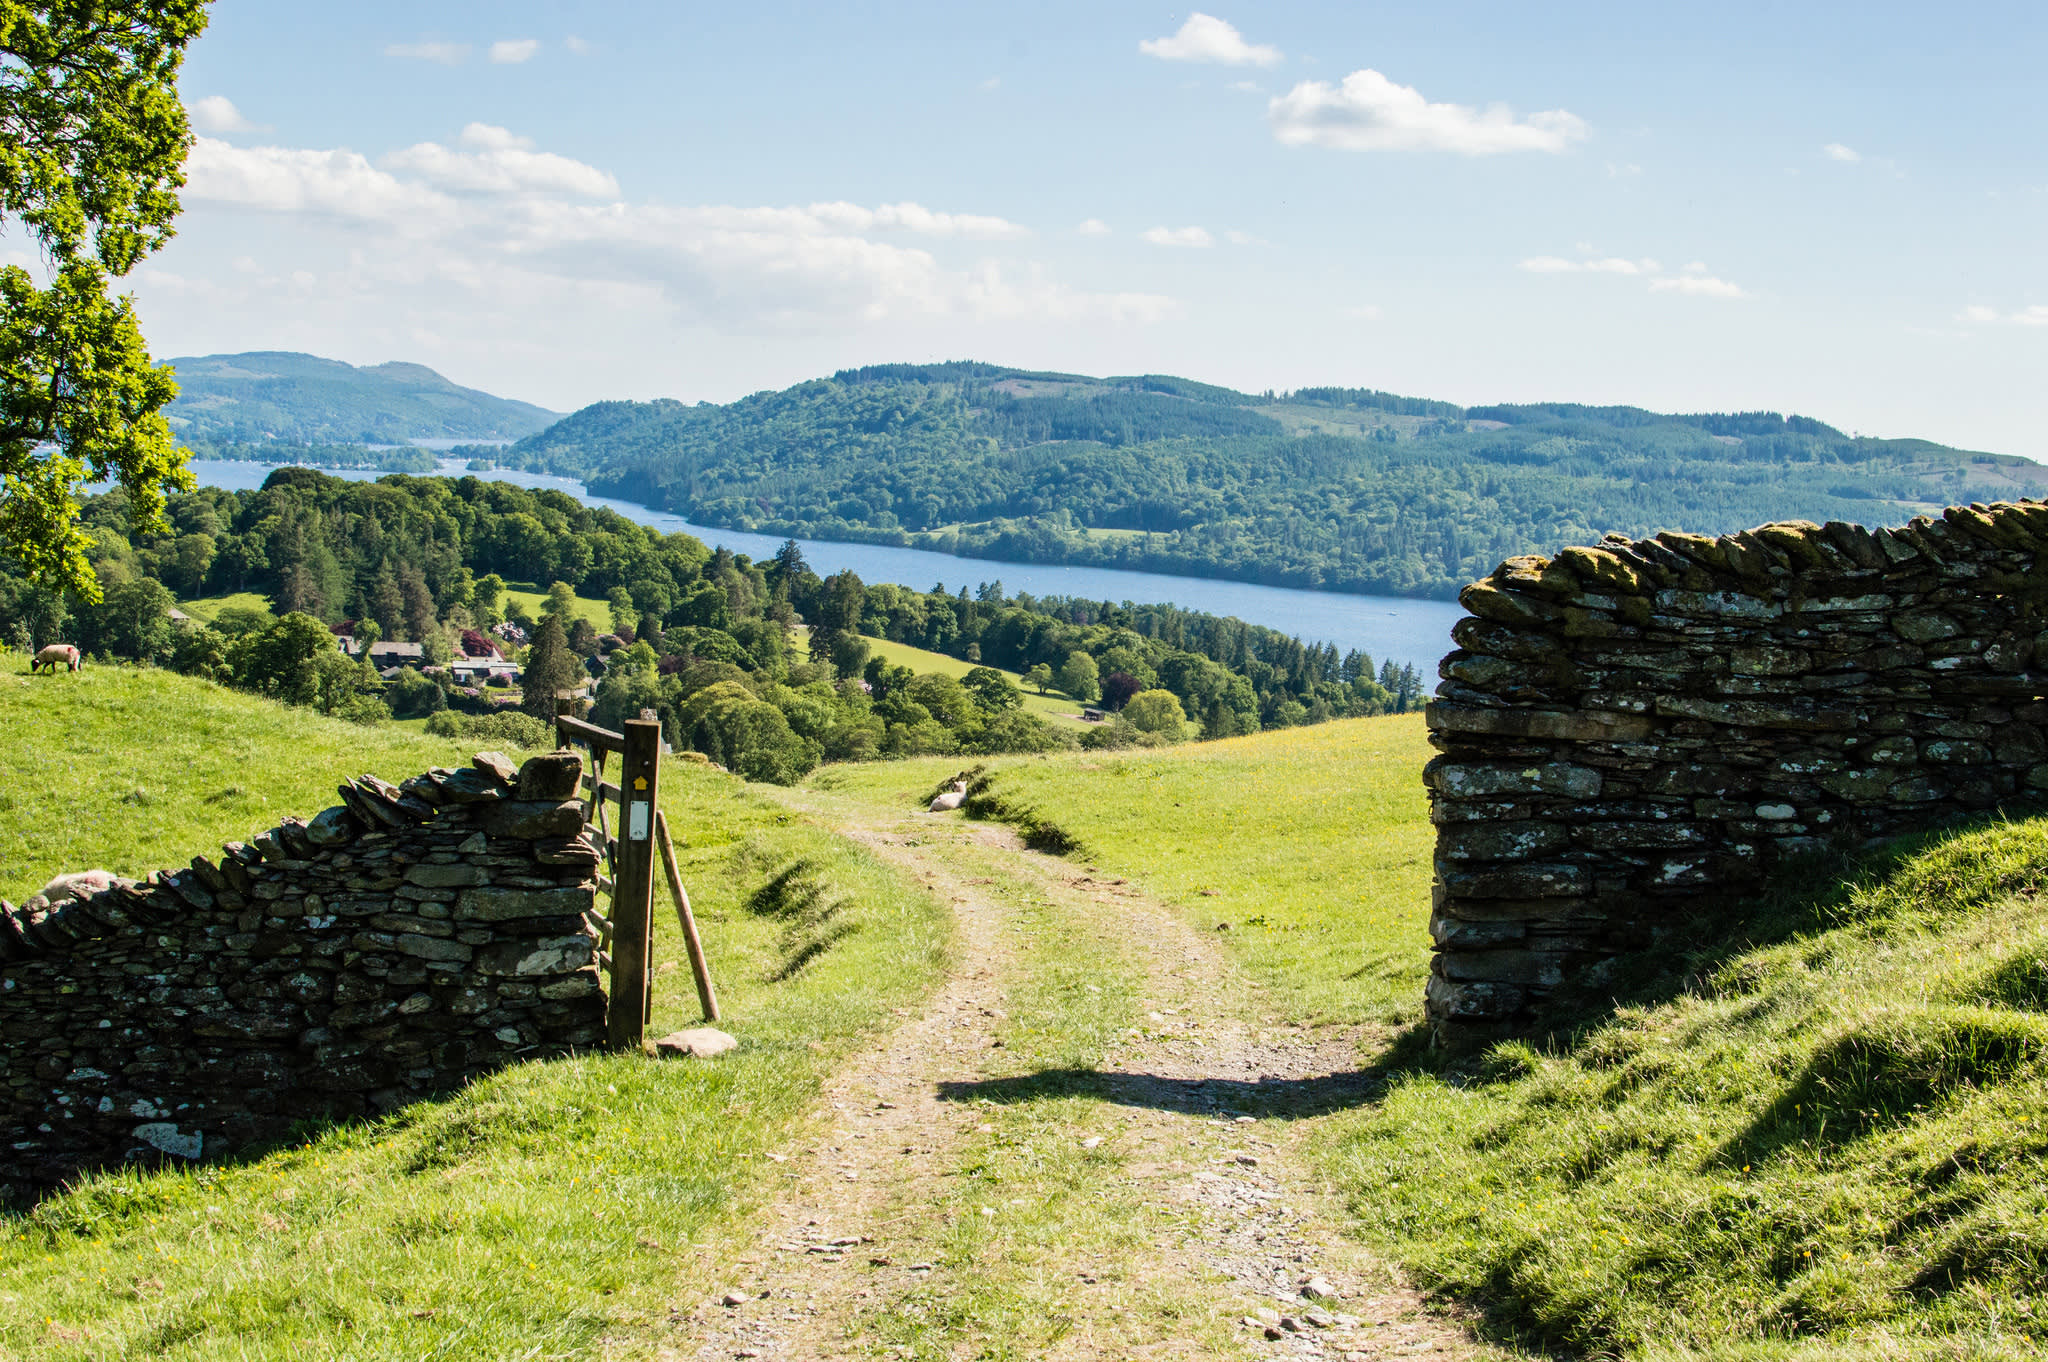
[
  {"left": 1427, "top": 502, "right": 2048, "bottom": 1043},
  {"left": 0, "top": 751, "right": 607, "bottom": 1188}
]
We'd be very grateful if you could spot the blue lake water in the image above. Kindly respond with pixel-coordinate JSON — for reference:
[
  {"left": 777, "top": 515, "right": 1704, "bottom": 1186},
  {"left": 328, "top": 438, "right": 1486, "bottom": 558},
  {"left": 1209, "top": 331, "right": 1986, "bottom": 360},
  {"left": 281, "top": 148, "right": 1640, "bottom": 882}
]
[{"left": 176, "top": 459, "right": 1466, "bottom": 674}]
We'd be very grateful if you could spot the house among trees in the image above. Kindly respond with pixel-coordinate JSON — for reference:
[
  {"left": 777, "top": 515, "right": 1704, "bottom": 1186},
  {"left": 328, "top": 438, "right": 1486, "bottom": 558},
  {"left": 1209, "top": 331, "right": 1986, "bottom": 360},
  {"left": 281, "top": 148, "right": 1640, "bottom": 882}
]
[
  {"left": 452, "top": 657, "right": 521, "bottom": 686},
  {"left": 364, "top": 641, "right": 425, "bottom": 673}
]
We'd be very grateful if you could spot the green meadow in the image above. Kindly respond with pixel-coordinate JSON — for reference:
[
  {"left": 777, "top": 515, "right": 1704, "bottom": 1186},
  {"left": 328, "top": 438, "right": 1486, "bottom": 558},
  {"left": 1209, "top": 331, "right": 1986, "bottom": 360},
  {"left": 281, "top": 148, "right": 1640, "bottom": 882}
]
[
  {"left": 5, "top": 666, "right": 2045, "bottom": 1359},
  {"left": 0, "top": 665, "right": 949, "bottom": 1360},
  {"left": 857, "top": 634, "right": 1095, "bottom": 730},
  {"left": 811, "top": 714, "right": 1438, "bottom": 1025}
]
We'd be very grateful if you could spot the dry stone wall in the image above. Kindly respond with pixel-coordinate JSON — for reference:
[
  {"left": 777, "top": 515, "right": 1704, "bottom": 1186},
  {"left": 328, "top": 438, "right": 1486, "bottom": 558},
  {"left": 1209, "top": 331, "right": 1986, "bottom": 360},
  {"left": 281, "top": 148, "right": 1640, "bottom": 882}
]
[
  {"left": 0, "top": 751, "right": 607, "bottom": 1190},
  {"left": 1427, "top": 502, "right": 2048, "bottom": 1044}
]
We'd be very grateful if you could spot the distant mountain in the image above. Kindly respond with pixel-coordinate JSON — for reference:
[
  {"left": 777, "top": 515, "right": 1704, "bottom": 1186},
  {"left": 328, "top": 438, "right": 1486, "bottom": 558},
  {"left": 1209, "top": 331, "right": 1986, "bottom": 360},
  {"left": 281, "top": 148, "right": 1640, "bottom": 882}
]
[
  {"left": 496, "top": 361, "right": 2048, "bottom": 600},
  {"left": 163, "top": 351, "right": 560, "bottom": 447}
]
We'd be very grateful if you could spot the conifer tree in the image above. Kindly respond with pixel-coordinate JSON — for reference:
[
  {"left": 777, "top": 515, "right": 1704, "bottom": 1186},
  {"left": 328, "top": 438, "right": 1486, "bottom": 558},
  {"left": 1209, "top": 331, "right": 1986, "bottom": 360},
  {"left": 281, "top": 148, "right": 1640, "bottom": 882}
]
[{"left": 519, "top": 615, "right": 581, "bottom": 722}]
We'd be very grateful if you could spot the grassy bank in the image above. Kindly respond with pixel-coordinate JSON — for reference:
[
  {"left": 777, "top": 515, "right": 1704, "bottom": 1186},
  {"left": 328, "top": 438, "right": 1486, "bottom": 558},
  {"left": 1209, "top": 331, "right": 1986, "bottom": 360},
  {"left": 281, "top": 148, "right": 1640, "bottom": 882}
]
[
  {"left": 1326, "top": 818, "right": 2048, "bottom": 1359},
  {"left": 809, "top": 713, "right": 1437, "bottom": 1026},
  {"left": 0, "top": 664, "right": 506, "bottom": 904},
  {"left": 0, "top": 668, "right": 951, "bottom": 1359}
]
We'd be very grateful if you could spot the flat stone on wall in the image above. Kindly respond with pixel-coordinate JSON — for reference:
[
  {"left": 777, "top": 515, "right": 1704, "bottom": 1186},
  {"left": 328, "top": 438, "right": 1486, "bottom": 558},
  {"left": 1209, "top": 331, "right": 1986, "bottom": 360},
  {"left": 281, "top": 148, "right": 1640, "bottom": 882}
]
[
  {"left": 0, "top": 751, "right": 607, "bottom": 1189},
  {"left": 1427, "top": 503, "right": 2048, "bottom": 1044}
]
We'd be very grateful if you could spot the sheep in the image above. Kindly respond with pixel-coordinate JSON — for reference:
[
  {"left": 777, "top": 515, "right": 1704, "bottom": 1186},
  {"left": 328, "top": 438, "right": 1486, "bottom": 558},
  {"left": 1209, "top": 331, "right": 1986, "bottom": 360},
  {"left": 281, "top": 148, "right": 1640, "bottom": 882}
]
[
  {"left": 31, "top": 644, "right": 81, "bottom": 674},
  {"left": 20, "top": 869, "right": 121, "bottom": 914}
]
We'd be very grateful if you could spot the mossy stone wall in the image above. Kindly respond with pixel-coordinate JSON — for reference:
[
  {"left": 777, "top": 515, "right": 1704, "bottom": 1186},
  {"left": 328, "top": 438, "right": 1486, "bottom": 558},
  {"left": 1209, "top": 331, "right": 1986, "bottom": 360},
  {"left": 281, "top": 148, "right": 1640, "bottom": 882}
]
[
  {"left": 1428, "top": 503, "right": 2048, "bottom": 1043},
  {"left": 0, "top": 752, "right": 606, "bottom": 1188}
]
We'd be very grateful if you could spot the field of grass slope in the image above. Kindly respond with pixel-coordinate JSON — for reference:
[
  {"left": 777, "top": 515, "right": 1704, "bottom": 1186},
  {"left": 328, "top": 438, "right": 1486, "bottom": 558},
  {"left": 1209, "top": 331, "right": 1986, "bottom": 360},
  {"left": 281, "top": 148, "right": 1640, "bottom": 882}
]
[
  {"left": 1329, "top": 819, "right": 2048, "bottom": 1360},
  {"left": 810, "top": 713, "right": 1437, "bottom": 1026},
  {"left": 809, "top": 722, "right": 2048, "bottom": 1358},
  {"left": 858, "top": 635, "right": 1093, "bottom": 730},
  {"left": 0, "top": 665, "right": 949, "bottom": 1359},
  {"left": 12, "top": 670, "right": 2046, "bottom": 1359}
]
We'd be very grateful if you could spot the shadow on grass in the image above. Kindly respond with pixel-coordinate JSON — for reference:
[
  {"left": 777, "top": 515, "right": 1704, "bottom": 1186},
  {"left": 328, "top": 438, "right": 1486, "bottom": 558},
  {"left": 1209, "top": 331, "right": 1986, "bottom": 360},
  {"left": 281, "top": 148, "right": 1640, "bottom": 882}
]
[{"left": 935, "top": 1025, "right": 1438, "bottom": 1120}]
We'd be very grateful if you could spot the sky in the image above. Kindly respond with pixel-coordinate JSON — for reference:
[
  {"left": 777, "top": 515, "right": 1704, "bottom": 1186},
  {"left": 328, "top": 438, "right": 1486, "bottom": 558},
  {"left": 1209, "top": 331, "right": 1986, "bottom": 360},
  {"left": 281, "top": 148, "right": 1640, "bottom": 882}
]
[{"left": 119, "top": 1, "right": 2048, "bottom": 455}]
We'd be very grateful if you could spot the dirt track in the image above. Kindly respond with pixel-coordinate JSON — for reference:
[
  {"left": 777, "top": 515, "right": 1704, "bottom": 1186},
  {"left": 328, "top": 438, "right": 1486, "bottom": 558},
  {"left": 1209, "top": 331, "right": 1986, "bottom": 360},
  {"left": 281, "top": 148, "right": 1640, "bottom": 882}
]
[{"left": 664, "top": 800, "right": 1501, "bottom": 1361}]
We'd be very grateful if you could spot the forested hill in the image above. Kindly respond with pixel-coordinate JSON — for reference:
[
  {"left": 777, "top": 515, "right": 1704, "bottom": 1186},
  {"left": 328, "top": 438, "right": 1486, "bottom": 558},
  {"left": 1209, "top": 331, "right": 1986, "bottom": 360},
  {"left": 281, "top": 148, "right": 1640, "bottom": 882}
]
[
  {"left": 165, "top": 352, "right": 561, "bottom": 448},
  {"left": 497, "top": 361, "right": 2048, "bottom": 600}
]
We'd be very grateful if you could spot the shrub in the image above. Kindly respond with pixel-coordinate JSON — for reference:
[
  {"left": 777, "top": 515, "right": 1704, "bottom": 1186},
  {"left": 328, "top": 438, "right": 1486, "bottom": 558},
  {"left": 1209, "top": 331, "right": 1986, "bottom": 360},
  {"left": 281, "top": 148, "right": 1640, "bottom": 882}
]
[
  {"left": 170, "top": 625, "right": 231, "bottom": 683},
  {"left": 1121, "top": 688, "right": 1188, "bottom": 741},
  {"left": 385, "top": 668, "right": 448, "bottom": 719},
  {"left": 423, "top": 710, "right": 556, "bottom": 749}
]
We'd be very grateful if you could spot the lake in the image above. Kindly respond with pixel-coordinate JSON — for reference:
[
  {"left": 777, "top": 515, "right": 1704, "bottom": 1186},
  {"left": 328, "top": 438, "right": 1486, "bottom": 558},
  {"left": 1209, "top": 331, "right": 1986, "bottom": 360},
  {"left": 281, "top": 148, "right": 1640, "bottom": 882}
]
[{"left": 175, "top": 459, "right": 1467, "bottom": 675}]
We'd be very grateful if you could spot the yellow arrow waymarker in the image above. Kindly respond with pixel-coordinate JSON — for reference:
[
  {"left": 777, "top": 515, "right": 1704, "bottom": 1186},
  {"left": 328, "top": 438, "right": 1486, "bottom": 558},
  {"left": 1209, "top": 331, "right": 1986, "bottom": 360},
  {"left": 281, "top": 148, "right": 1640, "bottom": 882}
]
[{"left": 634, "top": 776, "right": 648, "bottom": 790}]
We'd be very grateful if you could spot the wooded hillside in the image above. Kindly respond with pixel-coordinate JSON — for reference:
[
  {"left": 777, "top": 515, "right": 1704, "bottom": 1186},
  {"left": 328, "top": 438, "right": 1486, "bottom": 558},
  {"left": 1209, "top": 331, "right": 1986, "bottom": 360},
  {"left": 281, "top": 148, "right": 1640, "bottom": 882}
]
[{"left": 498, "top": 363, "right": 2048, "bottom": 599}]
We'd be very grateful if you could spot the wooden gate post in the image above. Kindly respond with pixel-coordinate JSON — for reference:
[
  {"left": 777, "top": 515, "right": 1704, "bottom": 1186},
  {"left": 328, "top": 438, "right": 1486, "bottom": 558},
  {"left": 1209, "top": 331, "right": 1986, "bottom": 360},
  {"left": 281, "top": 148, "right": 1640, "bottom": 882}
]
[{"left": 608, "top": 718, "right": 661, "bottom": 1048}]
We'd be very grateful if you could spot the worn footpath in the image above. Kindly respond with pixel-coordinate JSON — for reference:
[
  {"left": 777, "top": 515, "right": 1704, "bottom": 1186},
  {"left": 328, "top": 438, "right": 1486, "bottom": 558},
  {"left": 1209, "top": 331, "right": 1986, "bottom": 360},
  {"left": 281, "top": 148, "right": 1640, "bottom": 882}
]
[{"left": 661, "top": 792, "right": 1509, "bottom": 1361}]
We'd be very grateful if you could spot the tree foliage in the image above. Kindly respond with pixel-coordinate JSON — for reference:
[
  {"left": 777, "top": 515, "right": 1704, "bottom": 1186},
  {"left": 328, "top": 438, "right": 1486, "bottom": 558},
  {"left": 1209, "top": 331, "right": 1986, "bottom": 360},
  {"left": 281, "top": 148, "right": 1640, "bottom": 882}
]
[
  {"left": 1, "top": 467, "right": 1427, "bottom": 783},
  {"left": 0, "top": 1, "right": 208, "bottom": 597}
]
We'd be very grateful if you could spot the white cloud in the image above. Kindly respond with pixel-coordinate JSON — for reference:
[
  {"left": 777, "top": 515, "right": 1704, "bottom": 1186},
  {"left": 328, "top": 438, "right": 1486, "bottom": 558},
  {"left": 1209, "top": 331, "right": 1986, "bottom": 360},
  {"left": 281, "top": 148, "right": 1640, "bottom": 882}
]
[
  {"left": 1341, "top": 303, "right": 1382, "bottom": 321},
  {"left": 1823, "top": 142, "right": 1860, "bottom": 163},
  {"left": 173, "top": 130, "right": 1155, "bottom": 334},
  {"left": 184, "top": 137, "right": 455, "bottom": 224},
  {"left": 1269, "top": 69, "right": 1587, "bottom": 155},
  {"left": 1523, "top": 250, "right": 1745, "bottom": 298},
  {"left": 1143, "top": 225, "right": 1215, "bottom": 248},
  {"left": 805, "top": 201, "right": 1028, "bottom": 239},
  {"left": 1223, "top": 229, "right": 1264, "bottom": 246},
  {"left": 189, "top": 95, "right": 260, "bottom": 134},
  {"left": 1962, "top": 303, "right": 2048, "bottom": 326},
  {"left": 1519, "top": 255, "right": 1658, "bottom": 275},
  {"left": 385, "top": 40, "right": 469, "bottom": 65},
  {"left": 1648, "top": 274, "right": 1746, "bottom": 298},
  {"left": 386, "top": 124, "right": 619, "bottom": 198},
  {"left": 978, "top": 76, "right": 1001, "bottom": 92},
  {"left": 489, "top": 38, "right": 541, "bottom": 64},
  {"left": 1076, "top": 218, "right": 1112, "bottom": 236},
  {"left": 565, "top": 36, "right": 592, "bottom": 55},
  {"left": 1139, "top": 14, "right": 1281, "bottom": 67},
  {"left": 1605, "top": 161, "right": 1642, "bottom": 177}
]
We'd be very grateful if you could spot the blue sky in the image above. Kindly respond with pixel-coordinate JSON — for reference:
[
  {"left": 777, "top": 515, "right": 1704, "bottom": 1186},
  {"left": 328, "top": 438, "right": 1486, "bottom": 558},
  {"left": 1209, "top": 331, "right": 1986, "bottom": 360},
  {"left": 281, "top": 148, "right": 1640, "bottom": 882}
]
[{"left": 127, "top": 2, "right": 2048, "bottom": 455}]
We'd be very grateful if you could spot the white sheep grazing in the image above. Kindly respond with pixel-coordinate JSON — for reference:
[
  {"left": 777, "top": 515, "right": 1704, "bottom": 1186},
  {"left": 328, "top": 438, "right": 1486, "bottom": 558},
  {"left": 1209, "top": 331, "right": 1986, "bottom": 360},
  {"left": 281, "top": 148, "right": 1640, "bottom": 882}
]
[{"left": 31, "top": 644, "right": 81, "bottom": 674}]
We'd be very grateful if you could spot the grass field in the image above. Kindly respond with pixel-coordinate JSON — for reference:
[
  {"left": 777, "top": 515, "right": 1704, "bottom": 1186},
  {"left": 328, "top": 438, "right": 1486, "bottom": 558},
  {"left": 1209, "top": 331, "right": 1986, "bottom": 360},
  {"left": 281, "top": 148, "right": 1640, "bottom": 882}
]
[
  {"left": 502, "top": 583, "right": 613, "bottom": 630},
  {"left": 0, "top": 665, "right": 951, "bottom": 1360},
  {"left": 173, "top": 592, "right": 273, "bottom": 624},
  {"left": 859, "top": 636, "right": 1093, "bottom": 730},
  {"left": 809, "top": 713, "right": 1438, "bottom": 1026},
  {"left": 0, "top": 665, "right": 505, "bottom": 904},
  {"left": 10, "top": 666, "right": 2045, "bottom": 1359},
  {"left": 810, "top": 723, "right": 2048, "bottom": 1357},
  {"left": 1324, "top": 820, "right": 2048, "bottom": 1358}
]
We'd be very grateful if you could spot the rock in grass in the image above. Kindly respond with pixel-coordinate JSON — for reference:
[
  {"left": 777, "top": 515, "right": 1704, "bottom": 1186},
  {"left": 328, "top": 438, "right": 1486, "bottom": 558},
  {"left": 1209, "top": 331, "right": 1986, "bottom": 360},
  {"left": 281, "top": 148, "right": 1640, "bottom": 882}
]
[{"left": 655, "top": 1027, "right": 737, "bottom": 1059}]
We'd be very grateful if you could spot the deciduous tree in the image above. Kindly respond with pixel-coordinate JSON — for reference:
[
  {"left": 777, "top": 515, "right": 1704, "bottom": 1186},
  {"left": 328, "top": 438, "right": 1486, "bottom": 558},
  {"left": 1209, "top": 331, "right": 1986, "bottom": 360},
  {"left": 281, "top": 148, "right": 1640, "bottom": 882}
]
[{"left": 0, "top": 2, "right": 209, "bottom": 597}]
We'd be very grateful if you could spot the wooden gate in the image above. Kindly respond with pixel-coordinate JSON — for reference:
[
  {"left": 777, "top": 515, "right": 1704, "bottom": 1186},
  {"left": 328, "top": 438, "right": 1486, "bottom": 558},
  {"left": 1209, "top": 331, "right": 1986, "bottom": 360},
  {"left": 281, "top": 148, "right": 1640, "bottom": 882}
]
[{"left": 554, "top": 709, "right": 719, "bottom": 1048}]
